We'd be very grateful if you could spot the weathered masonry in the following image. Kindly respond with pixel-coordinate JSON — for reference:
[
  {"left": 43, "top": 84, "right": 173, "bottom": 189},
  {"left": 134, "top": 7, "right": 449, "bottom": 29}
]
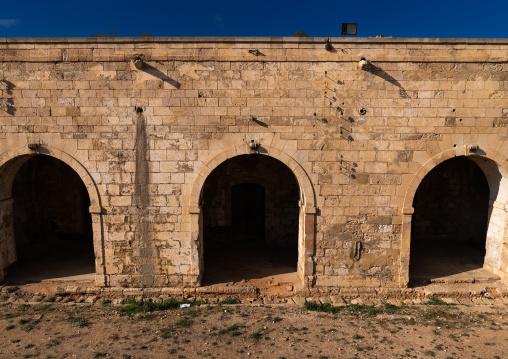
[{"left": 0, "top": 37, "right": 507, "bottom": 291}]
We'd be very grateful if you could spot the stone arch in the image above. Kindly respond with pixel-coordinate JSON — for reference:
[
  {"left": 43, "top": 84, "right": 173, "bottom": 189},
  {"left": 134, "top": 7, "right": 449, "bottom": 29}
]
[
  {"left": 187, "top": 144, "right": 316, "bottom": 287},
  {"left": 399, "top": 145, "right": 508, "bottom": 285},
  {"left": 0, "top": 145, "right": 106, "bottom": 286}
]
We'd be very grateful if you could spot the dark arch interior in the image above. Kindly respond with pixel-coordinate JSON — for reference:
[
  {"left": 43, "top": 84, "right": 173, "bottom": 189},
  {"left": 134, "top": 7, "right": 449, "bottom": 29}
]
[
  {"left": 232, "top": 183, "right": 265, "bottom": 242},
  {"left": 202, "top": 154, "right": 300, "bottom": 285},
  {"left": 6, "top": 155, "right": 95, "bottom": 282},
  {"left": 410, "top": 156, "right": 490, "bottom": 283}
]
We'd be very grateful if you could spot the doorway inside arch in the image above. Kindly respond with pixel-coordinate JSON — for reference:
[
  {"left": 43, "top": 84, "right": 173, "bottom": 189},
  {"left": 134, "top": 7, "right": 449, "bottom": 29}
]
[
  {"left": 409, "top": 156, "right": 498, "bottom": 284},
  {"left": 5, "top": 155, "right": 95, "bottom": 282},
  {"left": 201, "top": 154, "right": 300, "bottom": 288},
  {"left": 231, "top": 183, "right": 265, "bottom": 242}
]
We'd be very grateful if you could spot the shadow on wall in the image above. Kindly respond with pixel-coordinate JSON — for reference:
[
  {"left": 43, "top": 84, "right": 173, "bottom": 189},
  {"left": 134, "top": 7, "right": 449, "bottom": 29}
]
[
  {"left": 141, "top": 64, "right": 181, "bottom": 89},
  {"left": 366, "top": 65, "right": 411, "bottom": 99},
  {"left": 0, "top": 80, "right": 16, "bottom": 116}
]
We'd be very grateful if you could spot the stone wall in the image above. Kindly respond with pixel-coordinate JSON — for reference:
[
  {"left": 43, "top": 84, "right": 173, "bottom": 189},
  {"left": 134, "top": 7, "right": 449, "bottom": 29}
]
[{"left": 0, "top": 37, "right": 507, "bottom": 287}]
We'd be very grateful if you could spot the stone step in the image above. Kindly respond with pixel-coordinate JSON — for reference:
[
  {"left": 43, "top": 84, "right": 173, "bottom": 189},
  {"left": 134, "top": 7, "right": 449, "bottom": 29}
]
[
  {"left": 411, "top": 274, "right": 501, "bottom": 285},
  {"left": 196, "top": 285, "right": 258, "bottom": 294}
]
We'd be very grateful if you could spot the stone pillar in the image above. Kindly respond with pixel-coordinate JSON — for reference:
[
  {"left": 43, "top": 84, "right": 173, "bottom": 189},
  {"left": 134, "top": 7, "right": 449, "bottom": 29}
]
[
  {"left": 90, "top": 205, "right": 107, "bottom": 286},
  {"left": 398, "top": 207, "right": 414, "bottom": 287},
  {"left": 0, "top": 198, "right": 15, "bottom": 282},
  {"left": 484, "top": 200, "right": 508, "bottom": 280},
  {"left": 189, "top": 206, "right": 203, "bottom": 286},
  {"left": 303, "top": 206, "right": 316, "bottom": 276}
]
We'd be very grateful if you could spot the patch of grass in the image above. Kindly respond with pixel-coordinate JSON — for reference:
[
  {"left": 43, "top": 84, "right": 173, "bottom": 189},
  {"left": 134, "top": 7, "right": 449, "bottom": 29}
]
[
  {"left": 218, "top": 297, "right": 239, "bottom": 305},
  {"left": 140, "top": 313, "right": 158, "bottom": 321},
  {"left": 160, "top": 327, "right": 174, "bottom": 339},
  {"left": 43, "top": 297, "right": 56, "bottom": 303},
  {"left": 424, "top": 297, "right": 451, "bottom": 306},
  {"left": 305, "top": 301, "right": 397, "bottom": 317},
  {"left": 175, "top": 318, "right": 193, "bottom": 328},
  {"left": 118, "top": 298, "right": 179, "bottom": 315},
  {"left": 34, "top": 304, "right": 54, "bottom": 313},
  {"left": 383, "top": 303, "right": 401, "bottom": 313},
  {"left": 68, "top": 316, "right": 89, "bottom": 328},
  {"left": 46, "top": 339, "right": 61, "bottom": 348},
  {"left": 24, "top": 320, "right": 41, "bottom": 332},
  {"left": 94, "top": 353, "right": 108, "bottom": 359},
  {"left": 249, "top": 330, "right": 263, "bottom": 340},
  {"left": 6, "top": 324, "right": 15, "bottom": 330},
  {"left": 117, "top": 298, "right": 203, "bottom": 316},
  {"left": 218, "top": 323, "right": 244, "bottom": 337}
]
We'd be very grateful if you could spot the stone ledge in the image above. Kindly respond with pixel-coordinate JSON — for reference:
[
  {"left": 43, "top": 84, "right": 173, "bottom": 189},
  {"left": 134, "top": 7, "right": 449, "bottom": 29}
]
[
  {"left": 1, "top": 37, "right": 508, "bottom": 45},
  {"left": 2, "top": 281, "right": 507, "bottom": 306}
]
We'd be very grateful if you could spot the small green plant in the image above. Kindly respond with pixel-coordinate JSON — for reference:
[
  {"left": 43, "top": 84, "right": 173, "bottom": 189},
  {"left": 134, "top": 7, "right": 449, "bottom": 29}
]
[
  {"left": 292, "top": 31, "right": 309, "bottom": 37},
  {"left": 68, "top": 316, "right": 89, "bottom": 328},
  {"left": 24, "top": 320, "right": 40, "bottom": 332},
  {"left": 43, "top": 297, "right": 56, "bottom": 303},
  {"left": 46, "top": 339, "right": 61, "bottom": 348},
  {"left": 325, "top": 42, "right": 333, "bottom": 51},
  {"left": 249, "top": 330, "right": 263, "bottom": 340},
  {"left": 6, "top": 324, "right": 15, "bottom": 330},
  {"left": 94, "top": 353, "right": 108, "bottom": 359},
  {"left": 425, "top": 297, "right": 449, "bottom": 306},
  {"left": 218, "top": 297, "right": 239, "bottom": 305},
  {"left": 175, "top": 318, "right": 193, "bottom": 328}
]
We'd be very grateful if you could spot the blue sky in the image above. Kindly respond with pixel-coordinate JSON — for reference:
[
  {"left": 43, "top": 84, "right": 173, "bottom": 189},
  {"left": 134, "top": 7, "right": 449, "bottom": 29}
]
[{"left": 1, "top": 0, "right": 507, "bottom": 38}]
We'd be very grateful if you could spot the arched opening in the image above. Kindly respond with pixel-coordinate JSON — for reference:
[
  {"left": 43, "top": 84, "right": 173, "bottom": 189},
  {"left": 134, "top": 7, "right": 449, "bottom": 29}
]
[
  {"left": 3, "top": 155, "right": 95, "bottom": 282},
  {"left": 201, "top": 154, "right": 300, "bottom": 286},
  {"left": 409, "top": 156, "right": 495, "bottom": 283}
]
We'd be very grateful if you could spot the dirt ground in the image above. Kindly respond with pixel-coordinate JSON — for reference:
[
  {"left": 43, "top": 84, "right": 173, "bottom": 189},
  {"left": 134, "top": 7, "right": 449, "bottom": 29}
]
[{"left": 0, "top": 298, "right": 506, "bottom": 359}]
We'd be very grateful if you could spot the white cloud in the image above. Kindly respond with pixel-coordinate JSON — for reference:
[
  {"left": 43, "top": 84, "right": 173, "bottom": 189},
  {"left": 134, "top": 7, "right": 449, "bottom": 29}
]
[{"left": 0, "top": 19, "right": 20, "bottom": 28}]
